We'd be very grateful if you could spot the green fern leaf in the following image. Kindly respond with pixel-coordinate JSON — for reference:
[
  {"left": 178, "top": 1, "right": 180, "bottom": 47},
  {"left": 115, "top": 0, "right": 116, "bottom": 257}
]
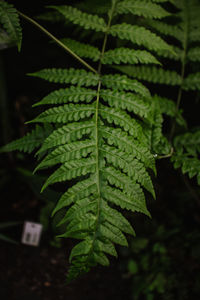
[
  {"left": 172, "top": 130, "right": 200, "bottom": 184},
  {"left": 1, "top": 0, "right": 169, "bottom": 282},
  {"left": 109, "top": 23, "right": 173, "bottom": 52},
  {"left": 33, "top": 86, "right": 97, "bottom": 107},
  {"left": 42, "top": 158, "right": 96, "bottom": 191},
  {"left": 101, "top": 166, "right": 145, "bottom": 205},
  {"left": 99, "top": 105, "right": 143, "bottom": 139},
  {"left": 100, "top": 89, "right": 152, "bottom": 121},
  {"left": 93, "top": 237, "right": 118, "bottom": 257},
  {"left": 189, "top": 28, "right": 200, "bottom": 43},
  {"left": 29, "top": 68, "right": 99, "bottom": 86},
  {"left": 172, "top": 155, "right": 200, "bottom": 185},
  {"left": 101, "top": 185, "right": 150, "bottom": 216},
  {"left": 27, "top": 104, "right": 95, "bottom": 124},
  {"left": 37, "top": 121, "right": 95, "bottom": 154},
  {"left": 152, "top": 95, "right": 186, "bottom": 127},
  {"left": 173, "top": 131, "right": 200, "bottom": 156},
  {"left": 114, "top": 65, "right": 182, "bottom": 85},
  {"left": 35, "top": 140, "right": 95, "bottom": 172},
  {"left": 102, "top": 48, "right": 160, "bottom": 65},
  {"left": 147, "top": 20, "right": 183, "bottom": 42},
  {"left": 183, "top": 73, "right": 200, "bottom": 91},
  {"left": 49, "top": 5, "right": 106, "bottom": 32},
  {"left": 59, "top": 198, "right": 97, "bottom": 226},
  {"left": 100, "top": 145, "right": 155, "bottom": 196},
  {"left": 187, "top": 47, "right": 200, "bottom": 62},
  {"left": 99, "top": 221, "right": 128, "bottom": 247},
  {"left": 52, "top": 177, "right": 98, "bottom": 215},
  {"left": 115, "top": 0, "right": 170, "bottom": 19},
  {"left": 60, "top": 38, "right": 100, "bottom": 62},
  {"left": 99, "top": 126, "right": 155, "bottom": 171},
  {"left": 102, "top": 74, "right": 150, "bottom": 97},
  {"left": 0, "top": 124, "right": 53, "bottom": 154},
  {"left": 69, "top": 239, "right": 93, "bottom": 262},
  {"left": 156, "top": 46, "right": 183, "bottom": 61},
  {"left": 0, "top": 1, "right": 22, "bottom": 51},
  {"left": 101, "top": 201, "right": 135, "bottom": 236}
]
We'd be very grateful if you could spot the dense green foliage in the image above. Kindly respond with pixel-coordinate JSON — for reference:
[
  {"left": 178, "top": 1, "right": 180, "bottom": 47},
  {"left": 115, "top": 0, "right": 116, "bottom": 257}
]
[
  {"left": 0, "top": 0, "right": 200, "bottom": 283},
  {"left": 0, "top": 1, "right": 22, "bottom": 50},
  {"left": 115, "top": 0, "right": 200, "bottom": 179}
]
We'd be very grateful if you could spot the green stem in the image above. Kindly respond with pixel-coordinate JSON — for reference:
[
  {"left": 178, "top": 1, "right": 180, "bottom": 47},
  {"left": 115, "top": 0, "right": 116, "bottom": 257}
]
[
  {"left": 18, "top": 11, "right": 98, "bottom": 74},
  {"left": 97, "top": 1, "right": 116, "bottom": 74},
  {"left": 157, "top": 147, "right": 174, "bottom": 159},
  {"left": 90, "top": 0, "right": 117, "bottom": 253}
]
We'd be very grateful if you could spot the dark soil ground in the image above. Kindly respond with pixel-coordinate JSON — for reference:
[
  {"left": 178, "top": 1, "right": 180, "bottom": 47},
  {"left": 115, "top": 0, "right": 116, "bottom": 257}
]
[
  {"left": 0, "top": 242, "right": 131, "bottom": 300},
  {"left": 0, "top": 166, "right": 132, "bottom": 300}
]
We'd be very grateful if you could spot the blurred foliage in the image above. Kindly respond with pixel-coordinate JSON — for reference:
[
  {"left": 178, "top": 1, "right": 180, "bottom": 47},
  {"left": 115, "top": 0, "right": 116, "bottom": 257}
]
[{"left": 117, "top": 178, "right": 200, "bottom": 300}]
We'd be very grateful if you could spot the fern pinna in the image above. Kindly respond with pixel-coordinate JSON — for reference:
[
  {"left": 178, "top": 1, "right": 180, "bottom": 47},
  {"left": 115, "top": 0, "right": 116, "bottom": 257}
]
[
  {"left": 0, "top": 0, "right": 172, "bottom": 281},
  {"left": 114, "top": 0, "right": 200, "bottom": 183}
]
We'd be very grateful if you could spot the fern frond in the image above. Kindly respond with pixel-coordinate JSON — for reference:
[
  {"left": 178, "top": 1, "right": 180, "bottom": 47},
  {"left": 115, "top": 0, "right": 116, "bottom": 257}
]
[
  {"left": 42, "top": 158, "right": 96, "bottom": 191},
  {"left": 109, "top": 23, "right": 173, "bottom": 52},
  {"left": 29, "top": 68, "right": 99, "bottom": 86},
  {"left": 115, "top": 0, "right": 170, "bottom": 19},
  {"left": 152, "top": 95, "right": 186, "bottom": 127},
  {"left": 99, "top": 126, "right": 155, "bottom": 171},
  {"left": 60, "top": 38, "right": 100, "bottom": 62},
  {"left": 35, "top": 139, "right": 95, "bottom": 172},
  {"left": 147, "top": 20, "right": 183, "bottom": 42},
  {"left": 101, "top": 167, "right": 146, "bottom": 209},
  {"left": 0, "top": 1, "right": 22, "bottom": 51},
  {"left": 102, "top": 74, "right": 151, "bottom": 97},
  {"left": 187, "top": 47, "right": 200, "bottom": 62},
  {"left": 52, "top": 178, "right": 98, "bottom": 217},
  {"left": 100, "top": 145, "right": 155, "bottom": 196},
  {"left": 114, "top": 65, "right": 182, "bottom": 85},
  {"left": 172, "top": 155, "right": 200, "bottom": 185},
  {"left": 141, "top": 99, "right": 164, "bottom": 154},
  {"left": 33, "top": 86, "right": 97, "bottom": 107},
  {"left": 101, "top": 185, "right": 150, "bottom": 216},
  {"left": 27, "top": 104, "right": 95, "bottom": 124},
  {"left": 183, "top": 73, "right": 200, "bottom": 91},
  {"left": 155, "top": 46, "right": 183, "bottom": 61},
  {"left": 101, "top": 202, "right": 135, "bottom": 235},
  {"left": 99, "top": 105, "right": 143, "bottom": 139},
  {"left": 173, "top": 131, "right": 200, "bottom": 156},
  {"left": 0, "top": 124, "right": 53, "bottom": 154},
  {"left": 1, "top": 0, "right": 171, "bottom": 282},
  {"left": 102, "top": 48, "right": 160, "bottom": 65},
  {"left": 49, "top": 5, "right": 106, "bottom": 32},
  {"left": 100, "top": 89, "right": 152, "bottom": 121},
  {"left": 171, "top": 130, "right": 200, "bottom": 184},
  {"left": 37, "top": 121, "right": 95, "bottom": 154}
]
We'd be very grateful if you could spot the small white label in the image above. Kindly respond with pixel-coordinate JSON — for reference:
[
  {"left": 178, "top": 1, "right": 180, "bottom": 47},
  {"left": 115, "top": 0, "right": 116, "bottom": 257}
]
[{"left": 21, "top": 221, "right": 43, "bottom": 246}]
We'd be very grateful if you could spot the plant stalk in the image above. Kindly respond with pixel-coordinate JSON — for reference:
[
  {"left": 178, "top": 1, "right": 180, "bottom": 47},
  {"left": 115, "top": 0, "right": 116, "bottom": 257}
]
[{"left": 18, "top": 11, "right": 98, "bottom": 74}]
